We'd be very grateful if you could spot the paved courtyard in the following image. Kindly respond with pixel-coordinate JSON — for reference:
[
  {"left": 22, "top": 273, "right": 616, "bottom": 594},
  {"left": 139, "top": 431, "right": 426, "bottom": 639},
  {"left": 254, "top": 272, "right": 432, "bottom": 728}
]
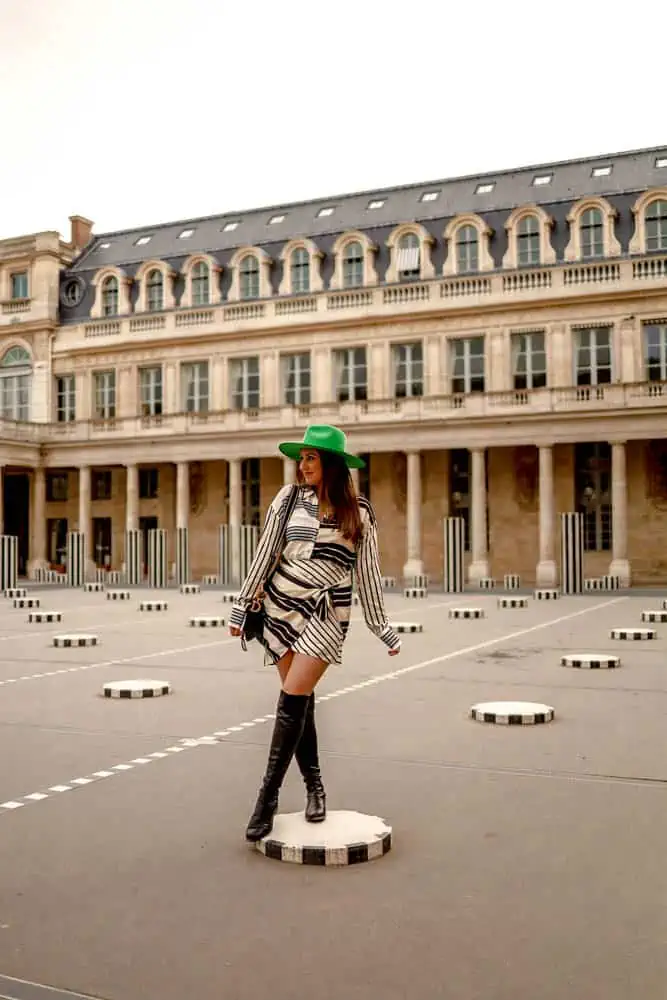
[{"left": 0, "top": 584, "right": 665, "bottom": 1000}]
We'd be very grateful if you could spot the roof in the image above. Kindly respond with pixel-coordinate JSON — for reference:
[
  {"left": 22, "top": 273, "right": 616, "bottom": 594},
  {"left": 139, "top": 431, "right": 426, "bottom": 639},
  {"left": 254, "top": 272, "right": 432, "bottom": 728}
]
[{"left": 68, "top": 144, "right": 667, "bottom": 272}]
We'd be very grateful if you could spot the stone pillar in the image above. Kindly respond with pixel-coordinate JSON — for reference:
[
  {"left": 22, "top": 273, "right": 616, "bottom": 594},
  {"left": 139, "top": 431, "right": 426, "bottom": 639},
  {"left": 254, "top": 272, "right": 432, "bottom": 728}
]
[
  {"left": 468, "top": 448, "right": 489, "bottom": 581},
  {"left": 229, "top": 458, "right": 242, "bottom": 583},
  {"left": 609, "top": 440, "right": 630, "bottom": 585},
  {"left": 126, "top": 464, "right": 139, "bottom": 531},
  {"left": 176, "top": 461, "right": 189, "bottom": 529},
  {"left": 78, "top": 465, "right": 94, "bottom": 578},
  {"left": 0, "top": 465, "right": 4, "bottom": 535},
  {"left": 350, "top": 467, "right": 360, "bottom": 493},
  {"left": 283, "top": 456, "right": 293, "bottom": 486},
  {"left": 536, "top": 445, "right": 557, "bottom": 586},
  {"left": 402, "top": 451, "right": 423, "bottom": 580},
  {"left": 29, "top": 466, "right": 47, "bottom": 576}
]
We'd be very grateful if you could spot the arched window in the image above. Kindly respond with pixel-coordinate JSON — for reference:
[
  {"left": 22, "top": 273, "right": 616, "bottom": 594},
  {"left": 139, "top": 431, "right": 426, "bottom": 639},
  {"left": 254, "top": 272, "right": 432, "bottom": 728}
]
[
  {"left": 240, "top": 255, "right": 260, "bottom": 299},
  {"left": 456, "top": 225, "right": 479, "bottom": 273},
  {"left": 343, "top": 241, "right": 364, "bottom": 288},
  {"left": 397, "top": 233, "right": 420, "bottom": 281},
  {"left": 580, "top": 208, "right": 604, "bottom": 259},
  {"left": 146, "top": 269, "right": 164, "bottom": 311},
  {"left": 517, "top": 215, "right": 540, "bottom": 266},
  {"left": 0, "top": 346, "right": 31, "bottom": 421},
  {"left": 646, "top": 199, "right": 667, "bottom": 252},
  {"left": 290, "top": 248, "right": 310, "bottom": 294},
  {"left": 101, "top": 275, "right": 119, "bottom": 316},
  {"left": 191, "top": 261, "right": 210, "bottom": 306}
]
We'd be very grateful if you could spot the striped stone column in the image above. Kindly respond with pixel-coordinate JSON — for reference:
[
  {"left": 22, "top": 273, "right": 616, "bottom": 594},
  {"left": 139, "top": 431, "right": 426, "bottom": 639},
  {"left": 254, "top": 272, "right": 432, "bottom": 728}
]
[
  {"left": 443, "top": 517, "right": 465, "bottom": 593},
  {"left": 176, "top": 527, "right": 190, "bottom": 585},
  {"left": 0, "top": 535, "right": 18, "bottom": 591},
  {"left": 560, "top": 512, "right": 583, "bottom": 595},
  {"left": 66, "top": 531, "right": 86, "bottom": 588},
  {"left": 147, "top": 528, "right": 168, "bottom": 588},
  {"left": 125, "top": 529, "right": 142, "bottom": 585}
]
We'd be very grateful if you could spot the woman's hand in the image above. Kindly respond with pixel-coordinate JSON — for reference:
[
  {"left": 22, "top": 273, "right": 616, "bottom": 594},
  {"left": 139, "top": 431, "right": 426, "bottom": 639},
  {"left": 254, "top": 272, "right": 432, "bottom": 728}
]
[
  {"left": 388, "top": 647, "right": 400, "bottom": 656},
  {"left": 229, "top": 626, "right": 242, "bottom": 637}
]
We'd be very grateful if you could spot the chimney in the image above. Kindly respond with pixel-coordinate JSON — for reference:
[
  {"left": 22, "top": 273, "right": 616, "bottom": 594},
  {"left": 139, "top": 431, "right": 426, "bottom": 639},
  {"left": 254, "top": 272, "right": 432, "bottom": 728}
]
[{"left": 69, "top": 215, "right": 94, "bottom": 251}]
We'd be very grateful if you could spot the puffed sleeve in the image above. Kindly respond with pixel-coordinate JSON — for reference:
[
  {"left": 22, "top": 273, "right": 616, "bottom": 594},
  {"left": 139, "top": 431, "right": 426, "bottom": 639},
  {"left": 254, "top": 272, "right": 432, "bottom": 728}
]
[
  {"left": 354, "top": 499, "right": 401, "bottom": 650},
  {"left": 228, "top": 485, "right": 295, "bottom": 631}
]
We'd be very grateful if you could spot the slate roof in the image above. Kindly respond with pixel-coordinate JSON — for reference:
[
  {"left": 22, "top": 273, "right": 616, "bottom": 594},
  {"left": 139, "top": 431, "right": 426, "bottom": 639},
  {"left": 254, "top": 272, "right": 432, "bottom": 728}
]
[{"left": 68, "top": 145, "right": 667, "bottom": 273}]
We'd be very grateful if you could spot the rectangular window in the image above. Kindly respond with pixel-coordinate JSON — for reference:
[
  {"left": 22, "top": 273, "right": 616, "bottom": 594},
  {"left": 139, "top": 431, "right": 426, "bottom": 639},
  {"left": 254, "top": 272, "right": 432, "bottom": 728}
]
[
  {"left": 230, "top": 357, "right": 260, "bottom": 410},
  {"left": 46, "top": 472, "right": 68, "bottom": 503},
  {"left": 10, "top": 271, "right": 29, "bottom": 299},
  {"left": 139, "top": 366, "right": 163, "bottom": 416},
  {"left": 181, "top": 361, "right": 209, "bottom": 413},
  {"left": 450, "top": 337, "right": 485, "bottom": 394},
  {"left": 575, "top": 443, "right": 612, "bottom": 551},
  {"left": 92, "top": 516, "right": 113, "bottom": 567},
  {"left": 512, "top": 331, "right": 547, "bottom": 390},
  {"left": 575, "top": 327, "right": 612, "bottom": 386},
  {"left": 56, "top": 375, "right": 76, "bottom": 422},
  {"left": 93, "top": 370, "right": 116, "bottom": 419},
  {"left": 91, "top": 470, "right": 112, "bottom": 501},
  {"left": 242, "top": 458, "right": 261, "bottom": 526},
  {"left": 333, "top": 347, "right": 367, "bottom": 402},
  {"left": 47, "top": 517, "right": 68, "bottom": 565},
  {"left": 0, "top": 374, "right": 30, "bottom": 421},
  {"left": 450, "top": 449, "right": 471, "bottom": 551},
  {"left": 282, "top": 353, "right": 311, "bottom": 405},
  {"left": 392, "top": 342, "right": 424, "bottom": 398},
  {"left": 139, "top": 468, "right": 159, "bottom": 499},
  {"left": 643, "top": 321, "right": 667, "bottom": 381}
]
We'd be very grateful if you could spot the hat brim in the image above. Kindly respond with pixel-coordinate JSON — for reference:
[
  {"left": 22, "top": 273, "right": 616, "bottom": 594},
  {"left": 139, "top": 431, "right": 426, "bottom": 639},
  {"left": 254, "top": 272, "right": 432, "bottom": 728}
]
[{"left": 278, "top": 441, "right": 365, "bottom": 470}]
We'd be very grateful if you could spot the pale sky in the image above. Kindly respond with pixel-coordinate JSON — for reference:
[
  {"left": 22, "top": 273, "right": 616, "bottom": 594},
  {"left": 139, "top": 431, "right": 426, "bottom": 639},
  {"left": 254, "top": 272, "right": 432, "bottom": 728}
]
[{"left": 1, "top": 0, "right": 665, "bottom": 242}]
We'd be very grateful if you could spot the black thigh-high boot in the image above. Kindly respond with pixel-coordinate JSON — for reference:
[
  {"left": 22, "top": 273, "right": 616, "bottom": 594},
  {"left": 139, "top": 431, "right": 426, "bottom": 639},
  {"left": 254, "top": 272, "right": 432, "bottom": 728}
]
[
  {"left": 295, "top": 694, "right": 326, "bottom": 822},
  {"left": 245, "top": 690, "right": 310, "bottom": 842}
]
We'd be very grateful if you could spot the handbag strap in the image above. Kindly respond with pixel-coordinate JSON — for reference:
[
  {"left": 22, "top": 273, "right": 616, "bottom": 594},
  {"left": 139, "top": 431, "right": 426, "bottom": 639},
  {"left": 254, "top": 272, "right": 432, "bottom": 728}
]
[{"left": 259, "top": 484, "right": 300, "bottom": 592}]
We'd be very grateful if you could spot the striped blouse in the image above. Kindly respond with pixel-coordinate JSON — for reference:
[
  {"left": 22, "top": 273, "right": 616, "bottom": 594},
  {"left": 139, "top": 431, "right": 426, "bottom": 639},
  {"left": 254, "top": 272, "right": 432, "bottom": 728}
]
[{"left": 229, "top": 484, "right": 401, "bottom": 653}]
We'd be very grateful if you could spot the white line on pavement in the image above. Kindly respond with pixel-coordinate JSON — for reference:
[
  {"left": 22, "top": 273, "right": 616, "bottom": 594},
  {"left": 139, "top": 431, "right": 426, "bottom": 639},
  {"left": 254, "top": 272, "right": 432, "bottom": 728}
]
[{"left": 0, "top": 596, "right": 626, "bottom": 814}]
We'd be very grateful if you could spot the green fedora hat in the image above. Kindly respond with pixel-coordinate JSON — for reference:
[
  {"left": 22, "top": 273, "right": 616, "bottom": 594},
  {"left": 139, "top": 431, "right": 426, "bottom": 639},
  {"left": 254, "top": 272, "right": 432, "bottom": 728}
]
[{"left": 278, "top": 424, "right": 365, "bottom": 469}]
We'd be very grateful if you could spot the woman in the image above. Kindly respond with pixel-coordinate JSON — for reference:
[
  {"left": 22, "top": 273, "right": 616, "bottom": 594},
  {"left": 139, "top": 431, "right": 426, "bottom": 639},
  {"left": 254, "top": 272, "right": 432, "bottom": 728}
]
[{"left": 229, "top": 424, "right": 401, "bottom": 842}]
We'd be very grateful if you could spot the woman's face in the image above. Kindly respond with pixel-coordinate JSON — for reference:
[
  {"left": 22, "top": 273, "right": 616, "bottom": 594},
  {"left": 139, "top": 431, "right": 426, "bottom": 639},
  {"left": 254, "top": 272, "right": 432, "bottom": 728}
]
[{"left": 299, "top": 448, "right": 323, "bottom": 489}]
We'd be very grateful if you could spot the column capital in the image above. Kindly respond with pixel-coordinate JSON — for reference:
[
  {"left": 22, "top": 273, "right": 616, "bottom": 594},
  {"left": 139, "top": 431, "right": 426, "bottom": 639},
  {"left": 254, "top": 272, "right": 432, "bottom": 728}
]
[{"left": 609, "top": 439, "right": 627, "bottom": 448}]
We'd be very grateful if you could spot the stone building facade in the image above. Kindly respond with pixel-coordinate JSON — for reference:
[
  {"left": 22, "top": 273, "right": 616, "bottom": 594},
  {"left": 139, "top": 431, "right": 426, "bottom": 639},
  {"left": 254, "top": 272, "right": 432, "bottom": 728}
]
[{"left": 3, "top": 148, "right": 667, "bottom": 585}]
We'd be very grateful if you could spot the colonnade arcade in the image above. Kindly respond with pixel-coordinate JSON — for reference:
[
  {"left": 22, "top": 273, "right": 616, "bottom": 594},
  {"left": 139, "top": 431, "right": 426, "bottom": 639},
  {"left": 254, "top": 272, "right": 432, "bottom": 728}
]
[{"left": 0, "top": 439, "right": 632, "bottom": 585}]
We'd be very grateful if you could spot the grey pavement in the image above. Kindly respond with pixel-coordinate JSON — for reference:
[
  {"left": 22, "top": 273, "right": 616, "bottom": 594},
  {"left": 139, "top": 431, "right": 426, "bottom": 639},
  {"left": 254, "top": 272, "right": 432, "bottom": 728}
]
[{"left": 0, "top": 586, "right": 665, "bottom": 1000}]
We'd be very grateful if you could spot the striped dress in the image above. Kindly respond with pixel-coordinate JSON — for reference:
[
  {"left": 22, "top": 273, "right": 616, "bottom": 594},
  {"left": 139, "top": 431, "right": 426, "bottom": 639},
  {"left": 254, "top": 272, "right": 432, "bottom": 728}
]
[{"left": 229, "top": 484, "right": 401, "bottom": 666}]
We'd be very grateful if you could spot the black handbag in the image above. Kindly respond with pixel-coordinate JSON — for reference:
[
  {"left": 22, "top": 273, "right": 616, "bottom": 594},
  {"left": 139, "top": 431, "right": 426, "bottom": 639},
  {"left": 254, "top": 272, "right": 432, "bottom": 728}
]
[{"left": 241, "top": 485, "right": 299, "bottom": 649}]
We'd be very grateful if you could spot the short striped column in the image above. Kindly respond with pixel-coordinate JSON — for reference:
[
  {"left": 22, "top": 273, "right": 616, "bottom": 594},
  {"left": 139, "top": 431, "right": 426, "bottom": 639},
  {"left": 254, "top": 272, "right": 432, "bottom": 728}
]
[
  {"left": 219, "top": 524, "right": 259, "bottom": 586},
  {"left": 0, "top": 535, "right": 18, "bottom": 591},
  {"left": 176, "top": 527, "right": 190, "bottom": 585},
  {"left": 125, "top": 529, "right": 142, "bottom": 585},
  {"left": 66, "top": 531, "right": 86, "bottom": 588},
  {"left": 147, "top": 528, "right": 168, "bottom": 589},
  {"left": 560, "top": 512, "right": 584, "bottom": 595},
  {"left": 443, "top": 517, "right": 465, "bottom": 593}
]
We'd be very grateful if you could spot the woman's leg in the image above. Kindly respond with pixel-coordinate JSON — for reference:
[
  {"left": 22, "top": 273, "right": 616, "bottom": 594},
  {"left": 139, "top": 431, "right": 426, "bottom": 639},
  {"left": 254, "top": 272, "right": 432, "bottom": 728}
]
[
  {"left": 282, "top": 653, "right": 328, "bottom": 695},
  {"left": 275, "top": 649, "right": 294, "bottom": 686},
  {"left": 245, "top": 653, "right": 328, "bottom": 841},
  {"left": 286, "top": 654, "right": 328, "bottom": 822}
]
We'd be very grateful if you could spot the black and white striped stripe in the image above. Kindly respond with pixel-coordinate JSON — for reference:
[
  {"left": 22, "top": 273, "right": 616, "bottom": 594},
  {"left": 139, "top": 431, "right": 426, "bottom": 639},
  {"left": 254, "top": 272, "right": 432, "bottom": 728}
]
[
  {"left": 0, "top": 535, "right": 18, "bottom": 591},
  {"left": 66, "top": 531, "right": 85, "bottom": 588},
  {"left": 125, "top": 529, "right": 142, "bottom": 586},
  {"left": 148, "top": 529, "right": 167, "bottom": 588},
  {"left": 560, "top": 512, "right": 583, "bottom": 595}
]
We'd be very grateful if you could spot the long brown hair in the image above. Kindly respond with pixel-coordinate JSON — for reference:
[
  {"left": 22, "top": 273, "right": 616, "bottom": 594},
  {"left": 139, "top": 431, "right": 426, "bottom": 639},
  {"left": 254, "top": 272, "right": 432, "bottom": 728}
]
[{"left": 297, "top": 450, "right": 363, "bottom": 544}]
